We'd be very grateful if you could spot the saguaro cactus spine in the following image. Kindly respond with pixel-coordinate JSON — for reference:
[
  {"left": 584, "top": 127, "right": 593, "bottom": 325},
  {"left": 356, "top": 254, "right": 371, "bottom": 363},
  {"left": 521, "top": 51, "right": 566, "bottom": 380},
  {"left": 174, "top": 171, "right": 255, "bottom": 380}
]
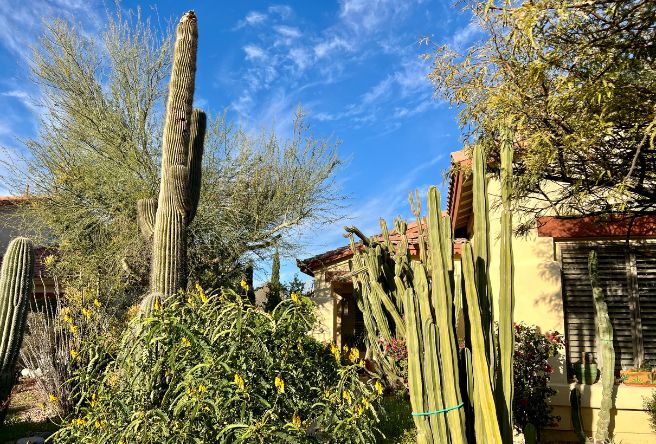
[
  {"left": 0, "top": 237, "right": 34, "bottom": 424},
  {"left": 138, "top": 11, "right": 206, "bottom": 303}
]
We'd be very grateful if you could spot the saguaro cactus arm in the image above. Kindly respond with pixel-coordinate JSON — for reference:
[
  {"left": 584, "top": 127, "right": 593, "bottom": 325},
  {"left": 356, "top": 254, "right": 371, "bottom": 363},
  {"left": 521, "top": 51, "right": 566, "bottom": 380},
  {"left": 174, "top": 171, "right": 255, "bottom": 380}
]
[
  {"left": 187, "top": 108, "right": 206, "bottom": 224},
  {"left": 137, "top": 198, "right": 157, "bottom": 239},
  {"left": 0, "top": 237, "right": 34, "bottom": 425}
]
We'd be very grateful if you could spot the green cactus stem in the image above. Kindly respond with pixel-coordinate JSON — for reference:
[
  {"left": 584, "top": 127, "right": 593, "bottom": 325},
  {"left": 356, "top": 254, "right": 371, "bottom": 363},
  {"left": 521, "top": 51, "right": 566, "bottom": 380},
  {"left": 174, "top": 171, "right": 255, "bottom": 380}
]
[
  {"left": 589, "top": 250, "right": 615, "bottom": 443},
  {"left": 148, "top": 11, "right": 206, "bottom": 298},
  {"left": 570, "top": 387, "right": 587, "bottom": 444},
  {"left": 0, "top": 237, "right": 34, "bottom": 425},
  {"left": 497, "top": 124, "right": 515, "bottom": 442}
]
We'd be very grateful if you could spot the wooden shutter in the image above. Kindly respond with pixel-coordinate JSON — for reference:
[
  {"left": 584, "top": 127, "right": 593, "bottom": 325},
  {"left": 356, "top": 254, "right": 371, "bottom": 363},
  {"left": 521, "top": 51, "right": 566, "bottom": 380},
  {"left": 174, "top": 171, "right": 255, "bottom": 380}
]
[
  {"left": 635, "top": 247, "right": 656, "bottom": 364},
  {"left": 561, "top": 243, "right": 634, "bottom": 372}
]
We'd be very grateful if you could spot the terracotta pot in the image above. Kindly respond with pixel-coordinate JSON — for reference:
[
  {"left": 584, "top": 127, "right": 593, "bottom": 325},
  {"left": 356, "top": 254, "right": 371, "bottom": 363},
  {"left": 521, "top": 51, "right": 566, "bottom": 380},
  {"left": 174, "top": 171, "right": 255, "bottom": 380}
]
[{"left": 620, "top": 370, "right": 656, "bottom": 386}]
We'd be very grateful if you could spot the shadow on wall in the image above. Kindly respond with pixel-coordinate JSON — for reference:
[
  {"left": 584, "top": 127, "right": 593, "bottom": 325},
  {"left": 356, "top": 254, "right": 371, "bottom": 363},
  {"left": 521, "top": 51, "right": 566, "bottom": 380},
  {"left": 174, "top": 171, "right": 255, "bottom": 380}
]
[
  {"left": 577, "top": 382, "right": 619, "bottom": 438},
  {"left": 533, "top": 238, "right": 564, "bottom": 319}
]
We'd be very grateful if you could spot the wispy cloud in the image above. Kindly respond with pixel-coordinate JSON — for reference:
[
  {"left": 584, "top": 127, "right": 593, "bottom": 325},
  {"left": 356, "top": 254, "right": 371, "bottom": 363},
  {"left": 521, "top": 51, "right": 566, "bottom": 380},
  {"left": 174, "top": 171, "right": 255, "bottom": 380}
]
[{"left": 243, "top": 44, "right": 266, "bottom": 60}]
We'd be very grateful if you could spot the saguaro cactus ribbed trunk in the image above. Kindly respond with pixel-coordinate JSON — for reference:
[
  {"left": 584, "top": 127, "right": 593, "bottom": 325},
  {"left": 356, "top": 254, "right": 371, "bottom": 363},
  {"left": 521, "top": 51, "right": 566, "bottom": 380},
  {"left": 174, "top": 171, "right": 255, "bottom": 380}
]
[
  {"left": 0, "top": 237, "right": 34, "bottom": 425},
  {"left": 137, "top": 11, "right": 206, "bottom": 301}
]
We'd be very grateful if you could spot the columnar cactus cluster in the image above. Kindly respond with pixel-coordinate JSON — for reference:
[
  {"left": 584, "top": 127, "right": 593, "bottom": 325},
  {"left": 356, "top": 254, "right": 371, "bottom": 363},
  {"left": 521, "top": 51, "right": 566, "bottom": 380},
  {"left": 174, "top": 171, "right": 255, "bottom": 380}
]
[
  {"left": 137, "top": 11, "right": 206, "bottom": 309},
  {"left": 0, "top": 237, "right": 34, "bottom": 425},
  {"left": 347, "top": 136, "right": 515, "bottom": 442}
]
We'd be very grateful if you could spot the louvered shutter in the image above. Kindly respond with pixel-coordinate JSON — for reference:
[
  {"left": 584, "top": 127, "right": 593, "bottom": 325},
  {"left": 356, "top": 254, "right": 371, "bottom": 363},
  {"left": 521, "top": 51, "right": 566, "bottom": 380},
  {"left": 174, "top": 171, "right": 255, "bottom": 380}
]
[
  {"left": 636, "top": 247, "right": 656, "bottom": 363},
  {"left": 561, "top": 243, "right": 634, "bottom": 372}
]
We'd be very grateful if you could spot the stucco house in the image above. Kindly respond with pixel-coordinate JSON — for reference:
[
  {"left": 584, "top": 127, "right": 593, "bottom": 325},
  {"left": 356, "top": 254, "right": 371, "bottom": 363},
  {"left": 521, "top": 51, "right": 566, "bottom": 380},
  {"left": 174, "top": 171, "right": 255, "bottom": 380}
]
[
  {"left": 0, "top": 195, "right": 56, "bottom": 301},
  {"left": 297, "top": 151, "right": 656, "bottom": 443}
]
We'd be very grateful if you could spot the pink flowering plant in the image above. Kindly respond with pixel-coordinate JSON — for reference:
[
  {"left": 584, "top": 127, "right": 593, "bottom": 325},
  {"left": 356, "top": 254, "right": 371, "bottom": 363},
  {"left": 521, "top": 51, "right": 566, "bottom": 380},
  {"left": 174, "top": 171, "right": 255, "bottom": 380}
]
[
  {"left": 512, "top": 322, "right": 565, "bottom": 434},
  {"left": 377, "top": 337, "right": 408, "bottom": 389}
]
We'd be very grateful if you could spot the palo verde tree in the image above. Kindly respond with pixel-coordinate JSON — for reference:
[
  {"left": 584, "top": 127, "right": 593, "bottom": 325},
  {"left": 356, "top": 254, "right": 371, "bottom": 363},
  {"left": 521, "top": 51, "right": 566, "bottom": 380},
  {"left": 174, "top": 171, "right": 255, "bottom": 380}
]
[
  {"left": 1, "top": 6, "right": 343, "bottom": 309},
  {"left": 428, "top": 0, "right": 656, "bottom": 232}
]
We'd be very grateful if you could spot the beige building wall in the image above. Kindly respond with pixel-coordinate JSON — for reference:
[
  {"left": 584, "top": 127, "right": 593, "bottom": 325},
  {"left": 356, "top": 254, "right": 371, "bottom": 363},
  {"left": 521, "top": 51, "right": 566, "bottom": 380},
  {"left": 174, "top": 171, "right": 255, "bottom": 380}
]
[{"left": 485, "top": 178, "right": 656, "bottom": 443}]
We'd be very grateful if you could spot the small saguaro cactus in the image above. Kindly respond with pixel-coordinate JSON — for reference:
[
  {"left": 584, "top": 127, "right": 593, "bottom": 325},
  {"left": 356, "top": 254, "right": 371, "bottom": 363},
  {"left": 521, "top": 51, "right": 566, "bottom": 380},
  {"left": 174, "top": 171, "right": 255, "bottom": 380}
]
[
  {"left": 0, "top": 237, "right": 34, "bottom": 425},
  {"left": 136, "top": 10, "right": 206, "bottom": 305}
]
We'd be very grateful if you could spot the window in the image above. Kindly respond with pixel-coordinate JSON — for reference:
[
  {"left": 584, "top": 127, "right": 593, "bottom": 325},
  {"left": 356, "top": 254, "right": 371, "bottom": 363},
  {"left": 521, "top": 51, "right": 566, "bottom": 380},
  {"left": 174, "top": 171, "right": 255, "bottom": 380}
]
[{"left": 560, "top": 242, "right": 656, "bottom": 372}]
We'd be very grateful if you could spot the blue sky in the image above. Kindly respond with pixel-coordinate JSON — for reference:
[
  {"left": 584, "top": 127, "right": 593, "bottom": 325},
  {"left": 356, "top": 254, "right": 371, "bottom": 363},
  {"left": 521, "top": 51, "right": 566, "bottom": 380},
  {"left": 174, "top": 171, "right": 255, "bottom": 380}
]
[{"left": 0, "top": 0, "right": 481, "bottom": 285}]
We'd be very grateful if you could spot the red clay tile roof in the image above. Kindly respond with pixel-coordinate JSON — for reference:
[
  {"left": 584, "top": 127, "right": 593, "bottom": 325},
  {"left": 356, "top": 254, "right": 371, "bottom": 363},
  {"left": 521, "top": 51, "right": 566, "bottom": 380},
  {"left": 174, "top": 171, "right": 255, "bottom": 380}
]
[
  {"left": 297, "top": 219, "right": 427, "bottom": 276},
  {"left": 0, "top": 195, "right": 29, "bottom": 207}
]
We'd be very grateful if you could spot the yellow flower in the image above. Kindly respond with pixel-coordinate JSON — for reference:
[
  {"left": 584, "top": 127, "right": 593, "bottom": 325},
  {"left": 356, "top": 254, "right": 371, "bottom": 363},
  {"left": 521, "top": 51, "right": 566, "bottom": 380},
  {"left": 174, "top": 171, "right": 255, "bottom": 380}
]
[
  {"left": 95, "top": 419, "right": 104, "bottom": 428},
  {"left": 181, "top": 337, "right": 191, "bottom": 347},
  {"left": 348, "top": 347, "right": 360, "bottom": 363},
  {"left": 94, "top": 298, "right": 102, "bottom": 307},
  {"left": 74, "top": 417, "right": 86, "bottom": 426},
  {"left": 342, "top": 390, "right": 352, "bottom": 404},
  {"left": 240, "top": 279, "right": 249, "bottom": 291},
  {"left": 82, "top": 308, "right": 91, "bottom": 319},
  {"left": 375, "top": 381, "right": 383, "bottom": 396},
  {"left": 69, "top": 324, "right": 79, "bottom": 335},
  {"left": 186, "top": 387, "right": 194, "bottom": 395},
  {"left": 358, "top": 359, "right": 365, "bottom": 368},
  {"left": 234, "top": 373, "right": 245, "bottom": 391},
  {"left": 49, "top": 393, "right": 58, "bottom": 402},
  {"left": 343, "top": 345, "right": 349, "bottom": 353},
  {"left": 362, "top": 398, "right": 370, "bottom": 409},
  {"left": 119, "top": 441, "right": 126, "bottom": 444},
  {"left": 292, "top": 413, "right": 301, "bottom": 428},
  {"left": 63, "top": 314, "right": 72, "bottom": 324},
  {"left": 355, "top": 403, "right": 363, "bottom": 415},
  {"left": 44, "top": 255, "right": 56, "bottom": 267},
  {"left": 90, "top": 393, "right": 97, "bottom": 408},
  {"left": 70, "top": 349, "right": 79, "bottom": 359},
  {"left": 275, "top": 376, "right": 285, "bottom": 394},
  {"left": 323, "top": 389, "right": 331, "bottom": 400},
  {"left": 198, "top": 383, "right": 207, "bottom": 393},
  {"left": 290, "top": 292, "right": 300, "bottom": 304},
  {"left": 195, "top": 283, "right": 208, "bottom": 303},
  {"left": 154, "top": 297, "right": 161, "bottom": 311}
]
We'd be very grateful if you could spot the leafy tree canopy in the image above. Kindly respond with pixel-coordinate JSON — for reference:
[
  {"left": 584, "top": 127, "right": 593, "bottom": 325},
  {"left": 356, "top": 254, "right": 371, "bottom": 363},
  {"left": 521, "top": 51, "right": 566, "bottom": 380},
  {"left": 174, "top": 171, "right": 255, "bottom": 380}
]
[
  {"left": 1, "top": 8, "right": 343, "bottom": 308},
  {"left": 429, "top": 0, "right": 656, "bottom": 233}
]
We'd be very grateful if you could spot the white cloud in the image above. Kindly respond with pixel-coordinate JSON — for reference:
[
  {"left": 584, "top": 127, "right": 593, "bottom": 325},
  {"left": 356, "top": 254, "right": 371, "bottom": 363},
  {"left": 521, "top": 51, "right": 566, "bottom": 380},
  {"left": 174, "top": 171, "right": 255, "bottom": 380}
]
[
  {"left": 275, "top": 25, "right": 301, "bottom": 39},
  {"left": 451, "top": 20, "right": 483, "bottom": 50},
  {"left": 288, "top": 47, "right": 311, "bottom": 71},
  {"left": 313, "top": 36, "right": 352, "bottom": 59},
  {"left": 268, "top": 5, "right": 294, "bottom": 19},
  {"left": 243, "top": 45, "right": 266, "bottom": 61},
  {"left": 338, "top": 0, "right": 418, "bottom": 34},
  {"left": 246, "top": 11, "right": 267, "bottom": 25}
]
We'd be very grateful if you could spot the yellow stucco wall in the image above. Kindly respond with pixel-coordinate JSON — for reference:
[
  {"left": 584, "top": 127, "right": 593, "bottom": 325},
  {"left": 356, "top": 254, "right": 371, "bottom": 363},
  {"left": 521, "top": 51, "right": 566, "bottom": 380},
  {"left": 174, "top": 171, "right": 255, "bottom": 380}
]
[{"left": 485, "top": 178, "right": 656, "bottom": 443}]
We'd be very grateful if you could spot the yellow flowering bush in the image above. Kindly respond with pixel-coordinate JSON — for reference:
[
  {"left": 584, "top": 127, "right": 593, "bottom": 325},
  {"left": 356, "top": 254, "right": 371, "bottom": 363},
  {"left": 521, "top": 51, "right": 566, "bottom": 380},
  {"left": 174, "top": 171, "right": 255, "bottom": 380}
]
[{"left": 51, "top": 288, "right": 382, "bottom": 443}]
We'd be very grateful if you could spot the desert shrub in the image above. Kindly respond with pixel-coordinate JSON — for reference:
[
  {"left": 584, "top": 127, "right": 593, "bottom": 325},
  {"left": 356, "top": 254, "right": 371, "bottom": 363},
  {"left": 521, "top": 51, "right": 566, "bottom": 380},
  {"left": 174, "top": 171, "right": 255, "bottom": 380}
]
[
  {"left": 645, "top": 389, "right": 656, "bottom": 432},
  {"left": 513, "top": 323, "right": 564, "bottom": 434},
  {"left": 50, "top": 287, "right": 382, "bottom": 443},
  {"left": 21, "top": 266, "right": 121, "bottom": 417}
]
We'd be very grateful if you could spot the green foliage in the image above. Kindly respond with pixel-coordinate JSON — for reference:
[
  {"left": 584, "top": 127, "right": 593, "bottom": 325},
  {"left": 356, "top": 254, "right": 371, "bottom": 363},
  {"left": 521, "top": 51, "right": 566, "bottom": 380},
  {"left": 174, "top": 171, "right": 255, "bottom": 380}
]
[
  {"left": 2, "top": 5, "right": 343, "bottom": 311},
  {"left": 265, "top": 250, "right": 283, "bottom": 312},
  {"left": 50, "top": 288, "right": 382, "bottom": 443},
  {"left": 429, "top": 0, "right": 656, "bottom": 228},
  {"left": 644, "top": 389, "right": 656, "bottom": 433},
  {"left": 0, "top": 237, "right": 34, "bottom": 425},
  {"left": 378, "top": 393, "right": 416, "bottom": 444},
  {"left": 512, "top": 323, "right": 564, "bottom": 434}
]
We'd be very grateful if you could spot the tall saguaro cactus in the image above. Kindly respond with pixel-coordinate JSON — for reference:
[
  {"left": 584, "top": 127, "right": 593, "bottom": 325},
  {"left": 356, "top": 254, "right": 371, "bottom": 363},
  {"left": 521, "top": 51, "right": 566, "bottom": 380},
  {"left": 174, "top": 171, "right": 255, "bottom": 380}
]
[
  {"left": 0, "top": 237, "right": 34, "bottom": 424},
  {"left": 137, "top": 11, "right": 206, "bottom": 301}
]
